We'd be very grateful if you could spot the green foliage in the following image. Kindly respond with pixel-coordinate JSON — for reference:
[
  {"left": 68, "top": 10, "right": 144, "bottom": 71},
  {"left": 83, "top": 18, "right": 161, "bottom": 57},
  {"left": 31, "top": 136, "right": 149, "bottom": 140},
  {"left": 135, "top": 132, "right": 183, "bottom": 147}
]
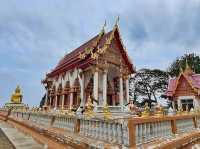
[{"left": 168, "top": 53, "right": 200, "bottom": 77}]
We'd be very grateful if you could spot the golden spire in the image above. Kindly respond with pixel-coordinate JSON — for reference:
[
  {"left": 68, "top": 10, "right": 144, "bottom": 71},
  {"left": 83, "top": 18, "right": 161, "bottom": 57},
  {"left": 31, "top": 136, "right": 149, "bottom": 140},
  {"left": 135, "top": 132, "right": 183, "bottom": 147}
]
[{"left": 98, "top": 20, "right": 106, "bottom": 37}]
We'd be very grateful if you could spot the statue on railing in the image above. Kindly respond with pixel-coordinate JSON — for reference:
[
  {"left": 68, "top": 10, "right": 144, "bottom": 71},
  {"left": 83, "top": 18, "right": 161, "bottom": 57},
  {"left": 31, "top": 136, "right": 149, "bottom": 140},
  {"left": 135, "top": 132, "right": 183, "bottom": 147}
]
[
  {"left": 84, "top": 95, "right": 95, "bottom": 118},
  {"left": 103, "top": 103, "right": 112, "bottom": 120},
  {"left": 125, "top": 100, "right": 140, "bottom": 114},
  {"left": 154, "top": 103, "right": 164, "bottom": 117},
  {"left": 141, "top": 102, "right": 150, "bottom": 117},
  {"left": 190, "top": 107, "right": 195, "bottom": 114},
  {"left": 168, "top": 106, "right": 175, "bottom": 116},
  {"left": 177, "top": 106, "right": 183, "bottom": 115}
]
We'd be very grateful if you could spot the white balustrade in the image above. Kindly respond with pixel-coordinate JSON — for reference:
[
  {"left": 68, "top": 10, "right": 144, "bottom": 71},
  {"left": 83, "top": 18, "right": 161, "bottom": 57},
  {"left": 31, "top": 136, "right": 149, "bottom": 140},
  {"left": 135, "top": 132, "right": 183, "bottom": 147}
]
[
  {"left": 52, "top": 116, "right": 75, "bottom": 132},
  {"left": 136, "top": 120, "right": 172, "bottom": 145},
  {"left": 176, "top": 119, "right": 195, "bottom": 134},
  {"left": 22, "top": 112, "right": 29, "bottom": 120}
]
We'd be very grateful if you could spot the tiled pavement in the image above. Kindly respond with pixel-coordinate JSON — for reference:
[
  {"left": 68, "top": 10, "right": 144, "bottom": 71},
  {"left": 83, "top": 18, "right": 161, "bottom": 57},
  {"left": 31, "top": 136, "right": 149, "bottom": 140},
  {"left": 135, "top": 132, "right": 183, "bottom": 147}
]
[{"left": 0, "top": 121, "right": 44, "bottom": 149}]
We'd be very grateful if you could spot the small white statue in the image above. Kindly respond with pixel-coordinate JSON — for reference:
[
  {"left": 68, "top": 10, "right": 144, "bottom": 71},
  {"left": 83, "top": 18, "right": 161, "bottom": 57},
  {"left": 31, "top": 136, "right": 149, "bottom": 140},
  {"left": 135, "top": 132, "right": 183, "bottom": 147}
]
[
  {"left": 168, "top": 107, "right": 174, "bottom": 116},
  {"left": 190, "top": 107, "right": 194, "bottom": 114}
]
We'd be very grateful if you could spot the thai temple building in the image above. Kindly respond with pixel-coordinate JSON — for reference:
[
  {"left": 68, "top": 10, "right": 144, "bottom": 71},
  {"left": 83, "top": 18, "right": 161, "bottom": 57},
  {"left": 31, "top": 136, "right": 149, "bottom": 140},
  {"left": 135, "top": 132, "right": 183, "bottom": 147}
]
[
  {"left": 166, "top": 62, "right": 200, "bottom": 111},
  {"left": 42, "top": 20, "right": 135, "bottom": 112},
  {"left": 4, "top": 86, "right": 27, "bottom": 110}
]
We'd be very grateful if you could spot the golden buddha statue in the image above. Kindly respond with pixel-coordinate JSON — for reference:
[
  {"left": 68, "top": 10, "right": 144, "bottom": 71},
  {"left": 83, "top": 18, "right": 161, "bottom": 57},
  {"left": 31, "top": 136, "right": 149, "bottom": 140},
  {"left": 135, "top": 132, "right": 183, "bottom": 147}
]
[
  {"left": 103, "top": 103, "right": 112, "bottom": 121},
  {"left": 154, "top": 104, "right": 164, "bottom": 117},
  {"left": 84, "top": 95, "right": 95, "bottom": 118},
  {"left": 141, "top": 103, "right": 150, "bottom": 117},
  {"left": 10, "top": 86, "right": 23, "bottom": 104}
]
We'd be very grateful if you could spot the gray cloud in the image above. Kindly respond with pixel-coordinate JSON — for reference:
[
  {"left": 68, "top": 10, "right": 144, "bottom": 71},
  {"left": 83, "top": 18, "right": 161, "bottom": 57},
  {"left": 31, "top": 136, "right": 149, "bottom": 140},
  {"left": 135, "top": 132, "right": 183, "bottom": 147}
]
[{"left": 0, "top": 0, "right": 200, "bottom": 106}]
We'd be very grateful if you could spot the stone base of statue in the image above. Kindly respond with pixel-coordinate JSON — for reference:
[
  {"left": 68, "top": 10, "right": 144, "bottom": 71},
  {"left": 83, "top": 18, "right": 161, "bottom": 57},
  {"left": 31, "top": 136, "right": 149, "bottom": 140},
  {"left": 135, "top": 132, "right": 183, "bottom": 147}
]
[{"left": 4, "top": 102, "right": 27, "bottom": 110}]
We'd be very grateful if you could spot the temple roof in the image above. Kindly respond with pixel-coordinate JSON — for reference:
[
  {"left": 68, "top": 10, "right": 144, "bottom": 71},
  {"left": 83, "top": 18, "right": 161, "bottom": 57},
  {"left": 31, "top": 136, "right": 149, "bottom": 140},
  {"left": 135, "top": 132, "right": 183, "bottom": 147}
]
[
  {"left": 47, "top": 25, "right": 135, "bottom": 78},
  {"left": 166, "top": 70, "right": 200, "bottom": 97}
]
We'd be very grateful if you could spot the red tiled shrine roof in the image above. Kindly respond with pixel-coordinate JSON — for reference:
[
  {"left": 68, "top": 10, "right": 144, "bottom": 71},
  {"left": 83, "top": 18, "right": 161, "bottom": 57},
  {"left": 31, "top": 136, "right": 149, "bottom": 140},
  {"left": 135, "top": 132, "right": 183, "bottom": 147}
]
[
  {"left": 47, "top": 26, "right": 135, "bottom": 78},
  {"left": 166, "top": 68, "right": 200, "bottom": 97}
]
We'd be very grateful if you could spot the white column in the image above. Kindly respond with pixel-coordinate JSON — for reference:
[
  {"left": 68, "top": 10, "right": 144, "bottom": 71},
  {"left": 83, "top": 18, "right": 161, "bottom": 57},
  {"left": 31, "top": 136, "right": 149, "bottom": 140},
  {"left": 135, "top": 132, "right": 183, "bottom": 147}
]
[
  {"left": 54, "top": 95, "right": 58, "bottom": 108},
  {"left": 125, "top": 76, "right": 129, "bottom": 104},
  {"left": 80, "top": 74, "right": 85, "bottom": 107},
  {"left": 193, "top": 98, "right": 199, "bottom": 109},
  {"left": 93, "top": 68, "right": 99, "bottom": 107},
  {"left": 45, "top": 90, "right": 48, "bottom": 106},
  {"left": 69, "top": 93, "right": 73, "bottom": 109},
  {"left": 103, "top": 70, "right": 107, "bottom": 105},
  {"left": 177, "top": 99, "right": 181, "bottom": 109},
  {"left": 119, "top": 75, "right": 124, "bottom": 109}
]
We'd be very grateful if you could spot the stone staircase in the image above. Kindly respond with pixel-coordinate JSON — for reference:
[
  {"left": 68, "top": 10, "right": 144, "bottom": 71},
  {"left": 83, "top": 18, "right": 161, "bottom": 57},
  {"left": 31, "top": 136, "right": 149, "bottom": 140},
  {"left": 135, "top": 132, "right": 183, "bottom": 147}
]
[{"left": 0, "top": 121, "right": 44, "bottom": 149}]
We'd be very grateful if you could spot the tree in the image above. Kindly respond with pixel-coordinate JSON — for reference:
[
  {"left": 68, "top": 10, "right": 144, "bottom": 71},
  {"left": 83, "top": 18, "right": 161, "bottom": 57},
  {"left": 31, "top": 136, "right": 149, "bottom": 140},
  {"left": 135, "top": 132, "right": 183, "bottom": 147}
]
[
  {"left": 129, "top": 69, "right": 168, "bottom": 107},
  {"left": 168, "top": 53, "right": 200, "bottom": 77}
]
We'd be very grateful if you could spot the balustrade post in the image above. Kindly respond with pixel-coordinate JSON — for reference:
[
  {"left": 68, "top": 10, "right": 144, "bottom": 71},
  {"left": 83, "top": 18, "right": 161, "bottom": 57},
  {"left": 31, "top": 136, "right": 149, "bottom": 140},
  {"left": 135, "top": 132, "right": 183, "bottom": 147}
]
[
  {"left": 51, "top": 116, "right": 55, "bottom": 126},
  {"left": 128, "top": 119, "right": 136, "bottom": 148},
  {"left": 74, "top": 118, "right": 80, "bottom": 133},
  {"left": 171, "top": 119, "right": 177, "bottom": 134},
  {"left": 193, "top": 116, "right": 197, "bottom": 128}
]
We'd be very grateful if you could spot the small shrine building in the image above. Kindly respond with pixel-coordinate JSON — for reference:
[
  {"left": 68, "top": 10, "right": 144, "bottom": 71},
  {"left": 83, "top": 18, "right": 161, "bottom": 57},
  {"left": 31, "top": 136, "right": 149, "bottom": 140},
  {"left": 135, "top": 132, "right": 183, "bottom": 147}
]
[
  {"left": 166, "top": 63, "right": 200, "bottom": 111},
  {"left": 42, "top": 20, "right": 135, "bottom": 112}
]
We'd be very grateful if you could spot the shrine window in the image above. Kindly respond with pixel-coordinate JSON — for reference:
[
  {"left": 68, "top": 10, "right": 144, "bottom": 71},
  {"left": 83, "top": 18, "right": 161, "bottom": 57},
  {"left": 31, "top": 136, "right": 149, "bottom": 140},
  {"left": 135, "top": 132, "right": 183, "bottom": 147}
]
[{"left": 181, "top": 99, "right": 194, "bottom": 111}]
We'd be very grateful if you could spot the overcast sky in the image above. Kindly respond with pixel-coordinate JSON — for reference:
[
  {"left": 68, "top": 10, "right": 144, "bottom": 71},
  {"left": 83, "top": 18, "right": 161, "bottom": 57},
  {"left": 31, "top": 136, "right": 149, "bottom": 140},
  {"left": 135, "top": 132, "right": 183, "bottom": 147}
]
[{"left": 0, "top": 0, "right": 200, "bottom": 106}]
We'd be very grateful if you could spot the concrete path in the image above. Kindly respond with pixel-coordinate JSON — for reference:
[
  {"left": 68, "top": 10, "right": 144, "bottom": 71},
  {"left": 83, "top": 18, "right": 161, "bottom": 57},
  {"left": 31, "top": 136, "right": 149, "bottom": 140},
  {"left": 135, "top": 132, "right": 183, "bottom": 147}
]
[{"left": 0, "top": 121, "right": 45, "bottom": 149}]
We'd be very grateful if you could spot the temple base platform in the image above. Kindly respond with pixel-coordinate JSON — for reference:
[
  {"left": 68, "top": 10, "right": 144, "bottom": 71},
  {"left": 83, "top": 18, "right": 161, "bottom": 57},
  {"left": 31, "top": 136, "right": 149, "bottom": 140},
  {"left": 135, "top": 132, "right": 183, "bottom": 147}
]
[{"left": 4, "top": 103, "right": 26, "bottom": 110}]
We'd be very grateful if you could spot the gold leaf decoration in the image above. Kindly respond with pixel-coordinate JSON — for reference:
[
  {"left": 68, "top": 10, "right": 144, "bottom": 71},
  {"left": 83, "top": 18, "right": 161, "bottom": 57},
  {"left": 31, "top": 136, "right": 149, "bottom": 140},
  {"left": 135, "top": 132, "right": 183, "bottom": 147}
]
[
  {"left": 79, "top": 52, "right": 86, "bottom": 59},
  {"left": 85, "top": 47, "right": 93, "bottom": 54},
  {"left": 91, "top": 52, "right": 99, "bottom": 60}
]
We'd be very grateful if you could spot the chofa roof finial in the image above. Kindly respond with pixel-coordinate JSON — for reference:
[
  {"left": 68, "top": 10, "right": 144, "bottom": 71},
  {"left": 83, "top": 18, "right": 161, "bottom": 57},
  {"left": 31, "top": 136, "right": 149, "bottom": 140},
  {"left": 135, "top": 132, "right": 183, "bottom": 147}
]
[
  {"left": 102, "top": 20, "right": 106, "bottom": 32},
  {"left": 115, "top": 15, "right": 120, "bottom": 27}
]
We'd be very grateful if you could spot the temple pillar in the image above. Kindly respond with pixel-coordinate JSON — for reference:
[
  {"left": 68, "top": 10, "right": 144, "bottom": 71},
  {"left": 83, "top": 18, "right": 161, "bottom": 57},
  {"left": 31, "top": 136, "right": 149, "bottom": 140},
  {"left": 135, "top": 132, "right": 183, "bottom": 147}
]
[
  {"left": 93, "top": 68, "right": 99, "bottom": 107},
  {"left": 177, "top": 99, "right": 181, "bottom": 109},
  {"left": 119, "top": 74, "right": 124, "bottom": 110},
  {"left": 69, "top": 92, "right": 73, "bottom": 109},
  {"left": 77, "top": 73, "right": 85, "bottom": 113},
  {"left": 103, "top": 70, "right": 108, "bottom": 105},
  {"left": 45, "top": 91, "right": 48, "bottom": 106},
  {"left": 125, "top": 76, "right": 129, "bottom": 104},
  {"left": 55, "top": 95, "right": 58, "bottom": 109},
  {"left": 80, "top": 73, "right": 85, "bottom": 107}
]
